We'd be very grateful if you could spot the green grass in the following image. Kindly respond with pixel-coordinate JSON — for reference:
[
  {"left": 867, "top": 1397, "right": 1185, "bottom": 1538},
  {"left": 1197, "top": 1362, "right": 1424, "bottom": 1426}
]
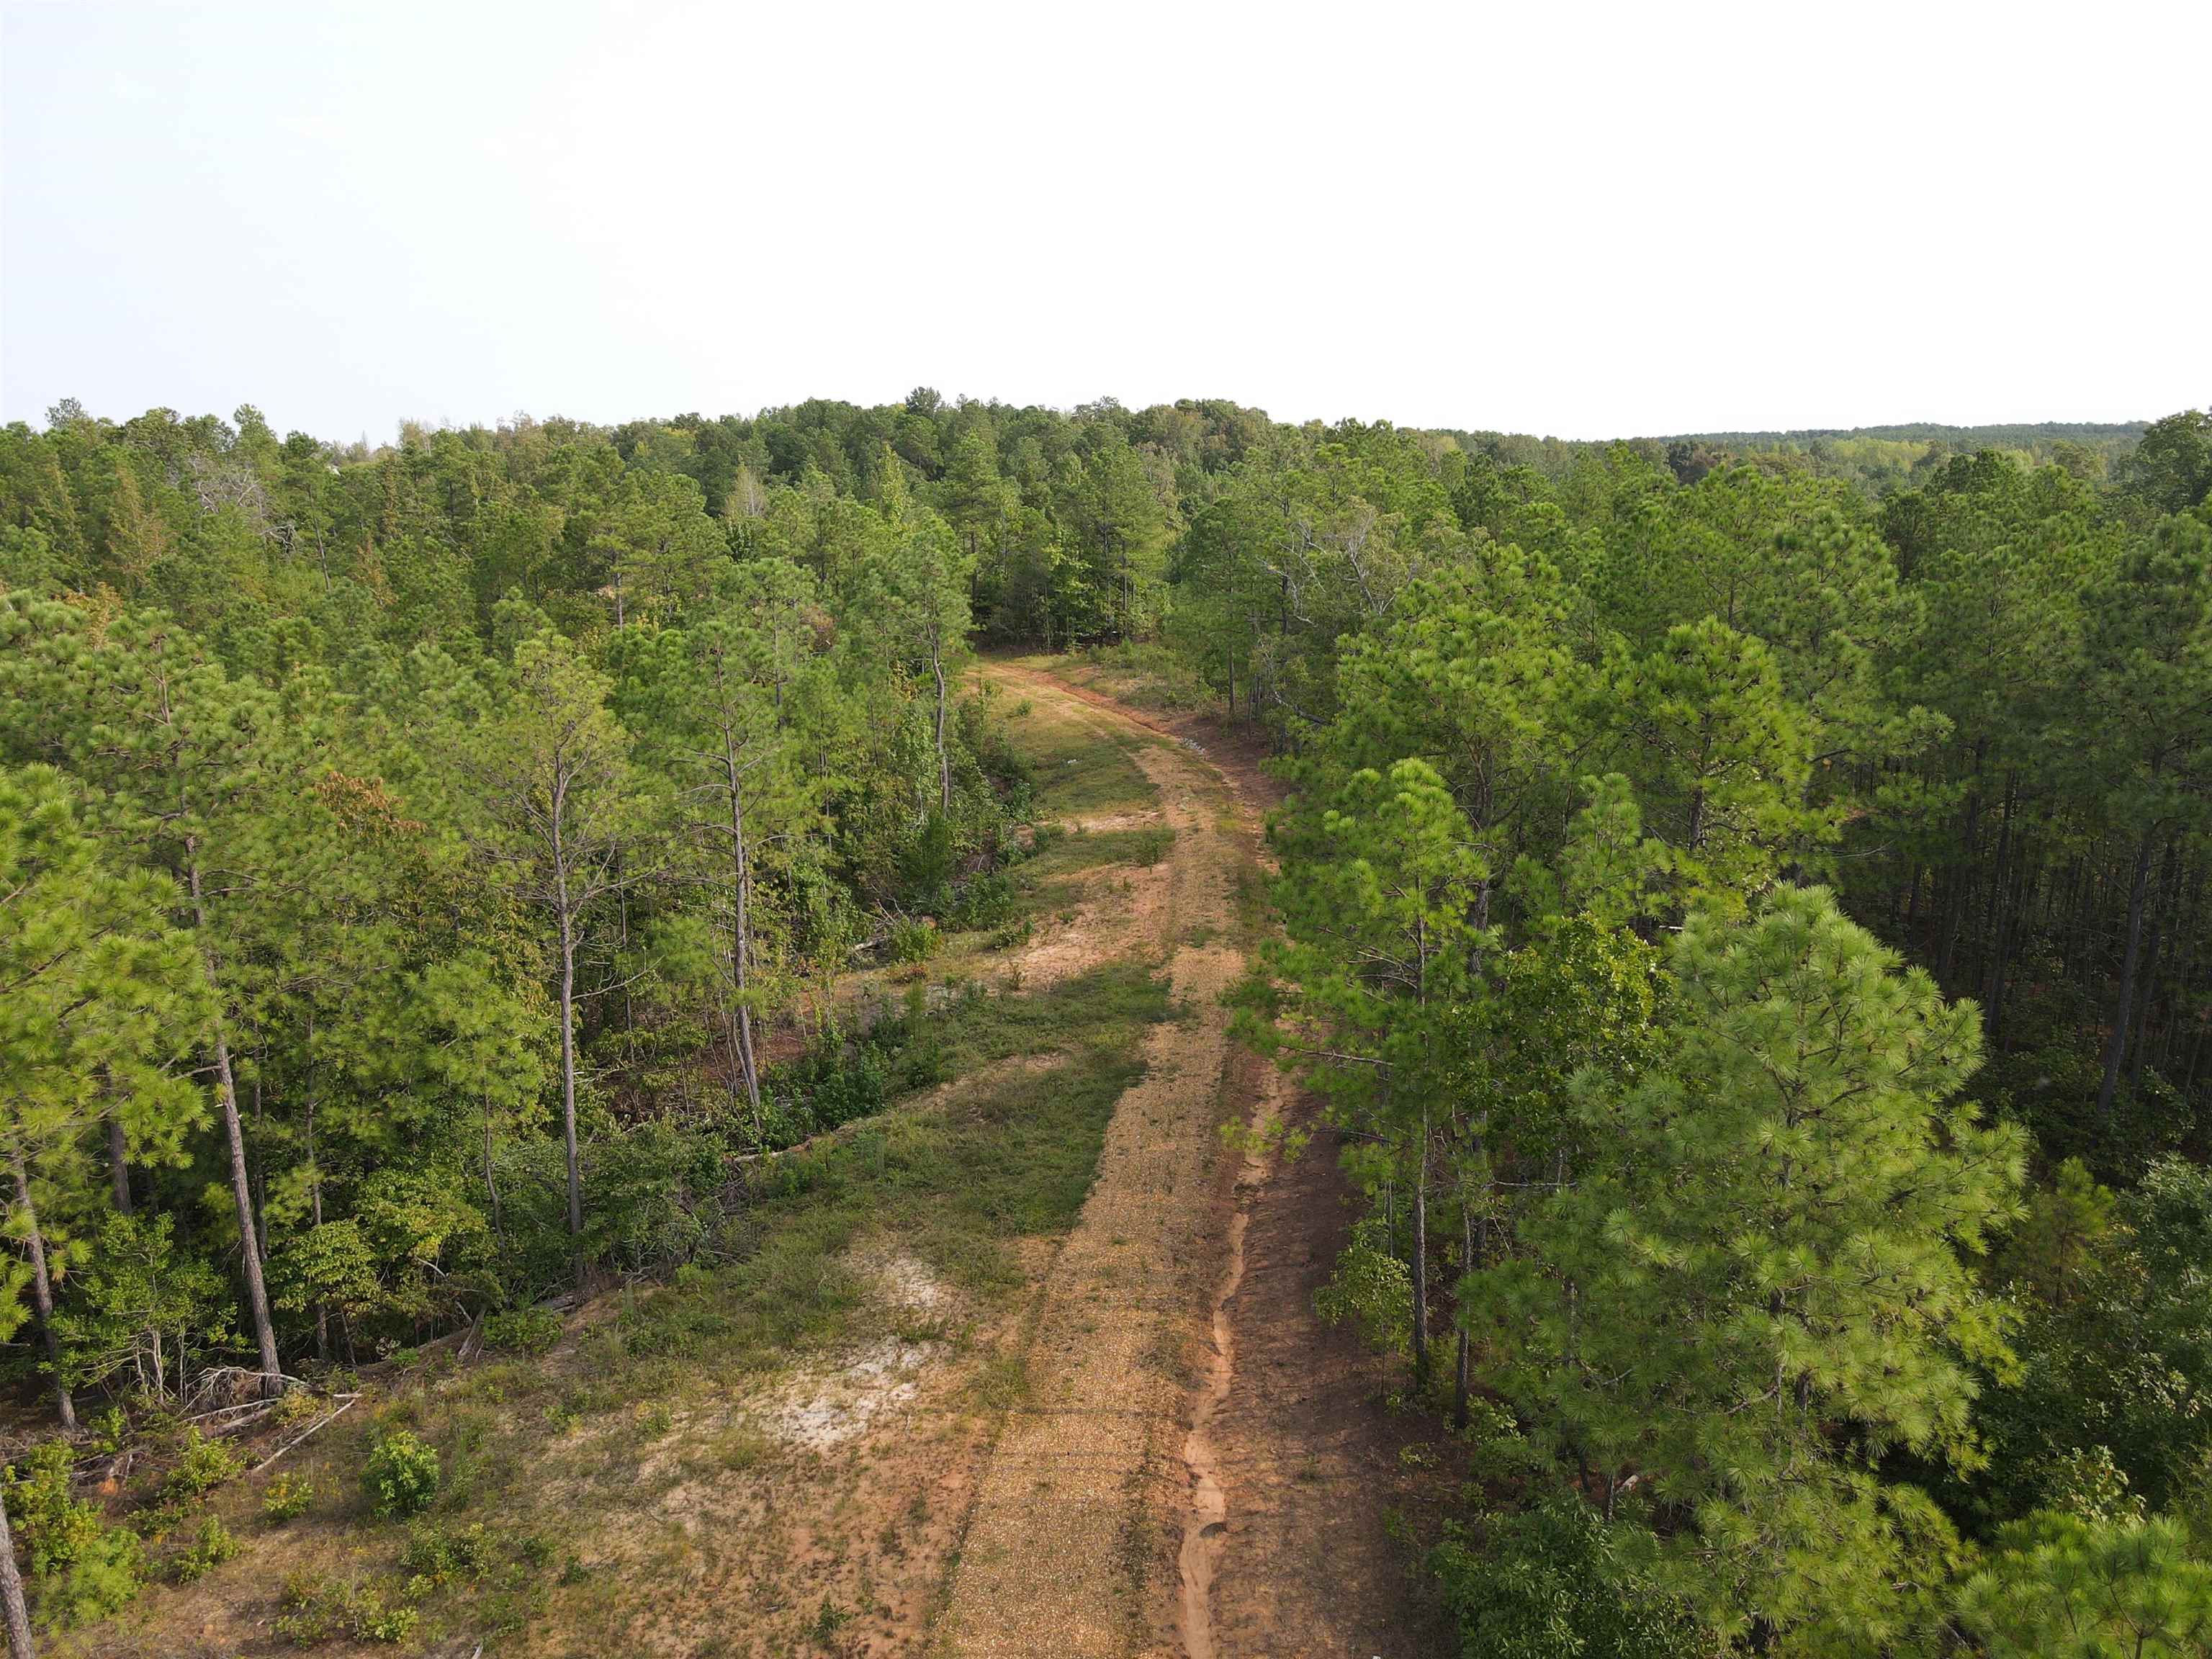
[
  {"left": 1012, "top": 832, "right": 1177, "bottom": 911},
  {"left": 927, "top": 958, "right": 1166, "bottom": 1084},
  {"left": 124, "top": 961, "right": 1173, "bottom": 1657},
  {"left": 55, "top": 663, "right": 1184, "bottom": 1659},
  {"left": 1004, "top": 693, "right": 1157, "bottom": 819}
]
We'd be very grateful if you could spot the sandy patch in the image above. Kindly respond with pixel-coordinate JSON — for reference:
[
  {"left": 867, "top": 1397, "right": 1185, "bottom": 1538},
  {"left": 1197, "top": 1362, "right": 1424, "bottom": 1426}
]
[
  {"left": 757, "top": 1249, "right": 961, "bottom": 1452},
  {"left": 1007, "top": 862, "right": 1170, "bottom": 990}
]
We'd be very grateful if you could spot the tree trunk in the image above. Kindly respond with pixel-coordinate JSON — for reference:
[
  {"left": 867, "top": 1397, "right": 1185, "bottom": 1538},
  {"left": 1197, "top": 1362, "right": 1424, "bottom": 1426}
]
[
  {"left": 188, "top": 856, "right": 282, "bottom": 1389},
  {"left": 106, "top": 1112, "right": 131, "bottom": 1214},
  {"left": 1410, "top": 1115, "right": 1430, "bottom": 1385},
  {"left": 558, "top": 894, "right": 584, "bottom": 1284},
  {"left": 727, "top": 763, "right": 763, "bottom": 1140},
  {"left": 1979, "top": 774, "right": 2015, "bottom": 997},
  {"left": 2131, "top": 840, "right": 2180, "bottom": 1087},
  {"left": 482, "top": 1097, "right": 502, "bottom": 1241},
  {"left": 1453, "top": 1198, "right": 1472, "bottom": 1431},
  {"left": 930, "top": 631, "right": 953, "bottom": 816},
  {"left": 0, "top": 1481, "right": 36, "bottom": 1659},
  {"left": 2098, "top": 825, "right": 2159, "bottom": 1126},
  {"left": 11, "top": 1154, "right": 74, "bottom": 1431}
]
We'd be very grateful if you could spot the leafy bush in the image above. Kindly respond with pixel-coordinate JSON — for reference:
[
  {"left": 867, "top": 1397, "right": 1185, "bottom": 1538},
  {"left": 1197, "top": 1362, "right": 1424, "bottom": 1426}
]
[
  {"left": 889, "top": 915, "right": 941, "bottom": 964},
  {"left": 274, "top": 1572, "right": 420, "bottom": 1646},
  {"left": 1314, "top": 1217, "right": 1413, "bottom": 1355},
  {"left": 54, "top": 1211, "right": 235, "bottom": 1405},
  {"left": 89, "top": 1405, "right": 129, "bottom": 1455},
  {"left": 168, "top": 1516, "right": 240, "bottom": 1583},
  {"left": 1430, "top": 1499, "right": 1715, "bottom": 1659},
  {"left": 362, "top": 1430, "right": 440, "bottom": 1519},
  {"left": 765, "top": 1034, "right": 889, "bottom": 1148},
  {"left": 490, "top": 1124, "right": 732, "bottom": 1299},
  {"left": 400, "top": 1519, "right": 489, "bottom": 1590},
  {"left": 163, "top": 1426, "right": 244, "bottom": 1501},
  {"left": 261, "top": 1473, "right": 315, "bottom": 1524},
  {"left": 947, "top": 870, "right": 1016, "bottom": 930},
  {"left": 7, "top": 1440, "right": 145, "bottom": 1626},
  {"left": 1130, "top": 825, "right": 1174, "bottom": 867},
  {"left": 897, "top": 809, "right": 956, "bottom": 900},
  {"left": 482, "top": 1307, "right": 562, "bottom": 1356}
]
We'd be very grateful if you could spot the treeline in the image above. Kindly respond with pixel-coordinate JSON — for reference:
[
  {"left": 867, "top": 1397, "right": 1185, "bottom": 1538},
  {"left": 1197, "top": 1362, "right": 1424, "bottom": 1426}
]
[
  {"left": 1182, "top": 407, "right": 2212, "bottom": 1653},
  {"left": 0, "top": 400, "right": 1040, "bottom": 1471}
]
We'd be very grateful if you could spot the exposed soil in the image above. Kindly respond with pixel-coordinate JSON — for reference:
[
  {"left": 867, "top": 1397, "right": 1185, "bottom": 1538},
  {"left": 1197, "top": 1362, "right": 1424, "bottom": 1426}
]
[
  {"left": 952, "top": 662, "right": 1455, "bottom": 1659},
  {"left": 1198, "top": 1066, "right": 1459, "bottom": 1658},
  {"left": 942, "top": 665, "right": 1241, "bottom": 1657}
]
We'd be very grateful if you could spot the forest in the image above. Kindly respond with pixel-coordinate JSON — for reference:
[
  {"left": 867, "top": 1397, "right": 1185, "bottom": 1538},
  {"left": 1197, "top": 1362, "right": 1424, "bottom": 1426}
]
[{"left": 0, "top": 388, "right": 2210, "bottom": 1655}]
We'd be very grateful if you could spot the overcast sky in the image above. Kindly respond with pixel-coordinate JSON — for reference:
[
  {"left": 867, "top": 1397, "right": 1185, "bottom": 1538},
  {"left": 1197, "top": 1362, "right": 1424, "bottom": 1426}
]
[{"left": 3, "top": 0, "right": 2204, "bottom": 443}]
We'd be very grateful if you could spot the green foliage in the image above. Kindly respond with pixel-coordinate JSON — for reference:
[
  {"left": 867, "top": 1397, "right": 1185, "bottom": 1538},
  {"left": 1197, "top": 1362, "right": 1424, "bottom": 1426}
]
[
  {"left": 361, "top": 1429, "right": 441, "bottom": 1519},
  {"left": 1429, "top": 1501, "right": 1716, "bottom": 1659},
  {"left": 1972, "top": 1154, "right": 2212, "bottom": 1528},
  {"left": 7, "top": 1440, "right": 145, "bottom": 1626},
  {"left": 480, "top": 1308, "right": 562, "bottom": 1357},
  {"left": 1313, "top": 1216, "right": 1412, "bottom": 1355},
  {"left": 1959, "top": 1511, "right": 2212, "bottom": 1657},
  {"left": 888, "top": 915, "right": 941, "bottom": 964},
  {"left": 1470, "top": 887, "right": 2024, "bottom": 1635},
  {"left": 55, "top": 1211, "right": 233, "bottom": 1404},
  {"left": 261, "top": 1473, "right": 315, "bottom": 1524},
  {"left": 400, "top": 1519, "right": 490, "bottom": 1589},
  {"left": 168, "top": 1516, "right": 240, "bottom": 1583},
  {"left": 274, "top": 1572, "right": 421, "bottom": 1646},
  {"left": 491, "top": 1123, "right": 736, "bottom": 1300},
  {"left": 2, "top": 383, "right": 2207, "bottom": 1651},
  {"left": 162, "top": 1427, "right": 244, "bottom": 1502},
  {"left": 945, "top": 870, "right": 1017, "bottom": 930}
]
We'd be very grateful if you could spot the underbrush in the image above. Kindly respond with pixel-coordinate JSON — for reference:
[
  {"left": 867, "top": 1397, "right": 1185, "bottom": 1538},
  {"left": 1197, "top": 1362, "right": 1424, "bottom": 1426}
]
[
  {"left": 34, "top": 664, "right": 1179, "bottom": 1657},
  {"left": 1073, "top": 641, "right": 1214, "bottom": 712}
]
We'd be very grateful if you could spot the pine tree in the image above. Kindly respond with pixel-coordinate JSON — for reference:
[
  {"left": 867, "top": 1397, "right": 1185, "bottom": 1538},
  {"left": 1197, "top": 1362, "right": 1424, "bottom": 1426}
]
[
  {"left": 0, "top": 598, "right": 289, "bottom": 1388},
  {"left": 0, "top": 764, "right": 207, "bottom": 1429},
  {"left": 1471, "top": 886, "right": 2025, "bottom": 1637},
  {"left": 464, "top": 631, "right": 651, "bottom": 1282},
  {"left": 618, "top": 559, "right": 824, "bottom": 1137},
  {"left": 1256, "top": 758, "right": 1491, "bottom": 1380}
]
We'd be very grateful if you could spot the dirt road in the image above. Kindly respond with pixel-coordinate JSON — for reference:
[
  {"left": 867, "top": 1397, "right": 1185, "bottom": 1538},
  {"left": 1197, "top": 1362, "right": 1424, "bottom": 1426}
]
[{"left": 946, "top": 662, "right": 1452, "bottom": 1659}]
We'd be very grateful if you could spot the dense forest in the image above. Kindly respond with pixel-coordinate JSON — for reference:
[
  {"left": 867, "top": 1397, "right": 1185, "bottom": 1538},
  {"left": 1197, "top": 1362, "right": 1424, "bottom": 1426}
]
[{"left": 1, "top": 390, "right": 2209, "bottom": 1654}]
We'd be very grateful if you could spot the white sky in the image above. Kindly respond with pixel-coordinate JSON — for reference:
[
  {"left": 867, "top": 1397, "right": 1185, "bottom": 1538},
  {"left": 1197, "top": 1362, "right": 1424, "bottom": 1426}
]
[{"left": 2, "top": 0, "right": 2205, "bottom": 443}]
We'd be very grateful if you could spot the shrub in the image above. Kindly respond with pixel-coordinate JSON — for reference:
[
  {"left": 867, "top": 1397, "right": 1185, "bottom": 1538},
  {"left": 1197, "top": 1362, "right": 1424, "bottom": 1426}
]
[
  {"left": 948, "top": 871, "right": 1016, "bottom": 930},
  {"left": 169, "top": 1516, "right": 240, "bottom": 1583},
  {"left": 489, "top": 1123, "right": 732, "bottom": 1300},
  {"left": 362, "top": 1430, "right": 440, "bottom": 1519},
  {"left": 163, "top": 1426, "right": 245, "bottom": 1501},
  {"left": 897, "top": 809, "right": 956, "bottom": 900},
  {"left": 1130, "top": 825, "right": 1174, "bottom": 866},
  {"left": 262, "top": 1473, "right": 315, "bottom": 1524},
  {"left": 766, "top": 1036, "right": 888, "bottom": 1147},
  {"left": 275, "top": 1573, "right": 419, "bottom": 1646},
  {"left": 7, "top": 1440, "right": 145, "bottom": 1626},
  {"left": 889, "top": 915, "right": 940, "bottom": 965},
  {"left": 482, "top": 1307, "right": 563, "bottom": 1356},
  {"left": 1429, "top": 1499, "right": 1715, "bottom": 1659},
  {"left": 89, "top": 1406, "right": 129, "bottom": 1456},
  {"left": 400, "top": 1519, "right": 489, "bottom": 1589},
  {"left": 1313, "top": 1217, "right": 1413, "bottom": 1355}
]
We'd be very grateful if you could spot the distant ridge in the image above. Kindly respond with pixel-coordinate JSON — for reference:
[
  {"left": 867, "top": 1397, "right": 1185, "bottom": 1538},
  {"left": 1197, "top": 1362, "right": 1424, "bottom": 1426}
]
[{"left": 1657, "top": 421, "right": 2145, "bottom": 448}]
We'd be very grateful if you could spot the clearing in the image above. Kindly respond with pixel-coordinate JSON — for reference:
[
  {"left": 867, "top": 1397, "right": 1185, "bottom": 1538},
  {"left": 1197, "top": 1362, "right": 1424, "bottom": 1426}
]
[{"left": 49, "top": 658, "right": 1447, "bottom": 1659}]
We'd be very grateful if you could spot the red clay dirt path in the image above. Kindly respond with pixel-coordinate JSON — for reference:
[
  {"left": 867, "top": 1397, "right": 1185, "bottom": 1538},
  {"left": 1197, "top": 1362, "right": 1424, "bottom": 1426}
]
[{"left": 948, "top": 660, "right": 1454, "bottom": 1659}]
